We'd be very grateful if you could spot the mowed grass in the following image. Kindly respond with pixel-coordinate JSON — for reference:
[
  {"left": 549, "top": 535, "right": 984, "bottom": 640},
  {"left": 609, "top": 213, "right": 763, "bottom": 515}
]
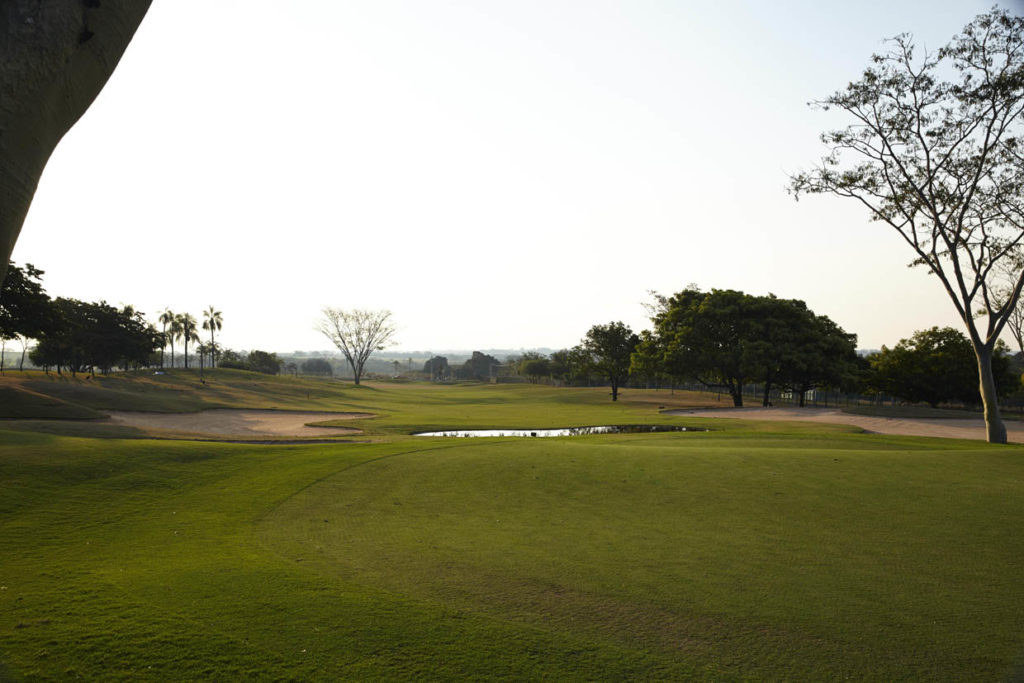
[{"left": 1, "top": 377, "right": 1024, "bottom": 679}]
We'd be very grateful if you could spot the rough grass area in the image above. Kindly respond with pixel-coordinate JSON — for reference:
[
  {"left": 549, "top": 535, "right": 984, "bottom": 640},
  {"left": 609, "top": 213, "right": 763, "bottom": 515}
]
[
  {"left": 0, "top": 369, "right": 394, "bottom": 418},
  {"left": 2, "top": 375, "right": 1023, "bottom": 679}
]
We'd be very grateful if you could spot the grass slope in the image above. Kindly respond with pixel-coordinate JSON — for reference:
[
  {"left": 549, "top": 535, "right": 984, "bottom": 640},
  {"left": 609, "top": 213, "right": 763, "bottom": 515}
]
[{"left": 2, "top": 376, "right": 1023, "bottom": 679}]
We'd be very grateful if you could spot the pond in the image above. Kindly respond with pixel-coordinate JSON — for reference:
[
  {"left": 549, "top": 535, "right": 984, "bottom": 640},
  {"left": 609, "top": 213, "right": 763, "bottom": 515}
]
[{"left": 413, "top": 425, "right": 705, "bottom": 438}]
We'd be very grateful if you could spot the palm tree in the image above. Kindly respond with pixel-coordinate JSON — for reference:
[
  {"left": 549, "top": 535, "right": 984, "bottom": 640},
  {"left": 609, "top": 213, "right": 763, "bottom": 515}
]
[
  {"left": 202, "top": 305, "right": 223, "bottom": 368},
  {"left": 197, "top": 341, "right": 210, "bottom": 379},
  {"left": 167, "top": 314, "right": 183, "bottom": 369},
  {"left": 158, "top": 308, "right": 175, "bottom": 369},
  {"left": 177, "top": 313, "right": 199, "bottom": 369}
]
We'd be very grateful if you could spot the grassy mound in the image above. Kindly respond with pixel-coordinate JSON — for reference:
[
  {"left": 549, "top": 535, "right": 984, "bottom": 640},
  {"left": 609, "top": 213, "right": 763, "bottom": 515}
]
[
  {"left": 2, "top": 376, "right": 1021, "bottom": 678},
  {"left": 1, "top": 401, "right": 1022, "bottom": 678}
]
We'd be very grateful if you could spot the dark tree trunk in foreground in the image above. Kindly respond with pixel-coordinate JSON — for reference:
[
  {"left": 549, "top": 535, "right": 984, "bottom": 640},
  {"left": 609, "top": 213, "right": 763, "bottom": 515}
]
[{"left": 0, "top": 1, "right": 153, "bottom": 283}]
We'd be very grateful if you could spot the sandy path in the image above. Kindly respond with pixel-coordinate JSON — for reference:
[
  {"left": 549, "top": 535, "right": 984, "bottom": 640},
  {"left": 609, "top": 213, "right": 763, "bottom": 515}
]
[
  {"left": 664, "top": 407, "right": 1024, "bottom": 444},
  {"left": 104, "top": 409, "right": 372, "bottom": 439}
]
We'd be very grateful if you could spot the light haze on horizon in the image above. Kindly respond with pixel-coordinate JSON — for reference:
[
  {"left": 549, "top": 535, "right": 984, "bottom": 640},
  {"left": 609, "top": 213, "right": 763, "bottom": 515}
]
[{"left": 11, "top": 0, "right": 1007, "bottom": 354}]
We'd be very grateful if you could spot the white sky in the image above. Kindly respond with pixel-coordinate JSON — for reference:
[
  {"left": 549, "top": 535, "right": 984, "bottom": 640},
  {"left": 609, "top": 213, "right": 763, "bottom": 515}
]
[{"left": 11, "top": 0, "right": 1008, "bottom": 353}]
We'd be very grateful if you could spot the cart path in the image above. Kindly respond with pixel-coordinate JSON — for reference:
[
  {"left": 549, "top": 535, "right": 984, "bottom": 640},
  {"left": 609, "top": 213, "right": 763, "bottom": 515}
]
[{"left": 663, "top": 407, "right": 1024, "bottom": 443}]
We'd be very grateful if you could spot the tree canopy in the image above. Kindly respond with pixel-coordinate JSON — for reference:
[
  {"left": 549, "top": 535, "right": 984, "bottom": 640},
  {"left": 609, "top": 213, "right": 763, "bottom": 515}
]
[
  {"left": 0, "top": 262, "right": 53, "bottom": 340},
  {"left": 868, "top": 327, "right": 1018, "bottom": 407},
  {"left": 633, "top": 288, "right": 858, "bottom": 407},
  {"left": 573, "top": 322, "right": 639, "bottom": 401},
  {"left": 30, "top": 298, "right": 161, "bottom": 376}
]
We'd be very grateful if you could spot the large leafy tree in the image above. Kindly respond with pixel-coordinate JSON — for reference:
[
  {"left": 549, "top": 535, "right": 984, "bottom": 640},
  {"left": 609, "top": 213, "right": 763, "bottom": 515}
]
[
  {"left": 635, "top": 288, "right": 858, "bottom": 407},
  {"left": 0, "top": 1, "right": 153, "bottom": 283},
  {"left": 574, "top": 321, "right": 639, "bottom": 402},
  {"left": 869, "top": 327, "right": 1018, "bottom": 407},
  {"left": 315, "top": 308, "right": 396, "bottom": 385},
  {"left": 779, "top": 313, "right": 860, "bottom": 406},
  {"left": 247, "top": 350, "right": 282, "bottom": 375},
  {"left": 791, "top": 9, "right": 1024, "bottom": 442},
  {"left": 30, "top": 298, "right": 160, "bottom": 375},
  {"left": 636, "top": 288, "right": 760, "bottom": 407},
  {"left": 0, "top": 262, "right": 54, "bottom": 341}
]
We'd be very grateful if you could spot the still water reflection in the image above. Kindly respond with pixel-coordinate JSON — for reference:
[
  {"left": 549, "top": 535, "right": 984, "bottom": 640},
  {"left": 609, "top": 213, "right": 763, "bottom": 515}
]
[{"left": 414, "top": 425, "right": 704, "bottom": 437}]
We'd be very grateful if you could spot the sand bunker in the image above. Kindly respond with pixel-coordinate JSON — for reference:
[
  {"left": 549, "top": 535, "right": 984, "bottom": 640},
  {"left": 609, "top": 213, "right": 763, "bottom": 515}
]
[
  {"left": 104, "top": 409, "right": 372, "bottom": 439},
  {"left": 664, "top": 407, "right": 1024, "bottom": 443}
]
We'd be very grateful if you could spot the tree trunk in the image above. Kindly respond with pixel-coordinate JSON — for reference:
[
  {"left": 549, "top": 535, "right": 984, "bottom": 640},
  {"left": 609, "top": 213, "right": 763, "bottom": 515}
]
[
  {"left": 730, "top": 383, "right": 743, "bottom": 407},
  {"left": 976, "top": 345, "right": 1008, "bottom": 444},
  {"left": 611, "top": 381, "right": 619, "bottom": 401},
  {"left": 762, "top": 382, "right": 772, "bottom": 407},
  {"left": 0, "top": 1, "right": 153, "bottom": 284}
]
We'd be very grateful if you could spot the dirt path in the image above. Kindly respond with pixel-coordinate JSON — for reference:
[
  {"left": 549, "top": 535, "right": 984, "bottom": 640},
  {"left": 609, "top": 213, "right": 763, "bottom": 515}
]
[
  {"left": 104, "top": 409, "right": 372, "bottom": 439},
  {"left": 663, "top": 407, "right": 1024, "bottom": 444}
]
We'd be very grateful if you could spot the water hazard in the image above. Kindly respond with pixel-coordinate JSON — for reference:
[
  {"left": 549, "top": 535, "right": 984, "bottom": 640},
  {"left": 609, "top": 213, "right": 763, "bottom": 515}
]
[{"left": 413, "top": 425, "right": 704, "bottom": 438}]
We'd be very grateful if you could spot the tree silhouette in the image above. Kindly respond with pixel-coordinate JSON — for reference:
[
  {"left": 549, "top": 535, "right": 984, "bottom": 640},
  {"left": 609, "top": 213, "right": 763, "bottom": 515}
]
[
  {"left": 791, "top": 9, "right": 1024, "bottom": 442},
  {"left": 315, "top": 308, "right": 396, "bottom": 385},
  {"left": 166, "top": 313, "right": 182, "bottom": 369},
  {"left": 158, "top": 308, "right": 175, "bottom": 369},
  {"left": 177, "top": 313, "right": 199, "bottom": 370},
  {"left": 202, "top": 306, "right": 223, "bottom": 368}
]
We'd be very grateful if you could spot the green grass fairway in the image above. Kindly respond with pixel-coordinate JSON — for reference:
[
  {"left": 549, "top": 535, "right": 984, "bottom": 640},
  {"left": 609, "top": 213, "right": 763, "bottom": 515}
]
[{"left": 2, "top": 377, "right": 1023, "bottom": 679}]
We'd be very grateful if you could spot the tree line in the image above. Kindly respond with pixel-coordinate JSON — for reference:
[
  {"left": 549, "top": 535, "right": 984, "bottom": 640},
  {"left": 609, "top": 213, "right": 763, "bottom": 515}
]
[
  {"left": 0, "top": 262, "right": 228, "bottom": 376},
  {"left": 515, "top": 288, "right": 861, "bottom": 405},
  {"left": 506, "top": 287, "right": 1020, "bottom": 408}
]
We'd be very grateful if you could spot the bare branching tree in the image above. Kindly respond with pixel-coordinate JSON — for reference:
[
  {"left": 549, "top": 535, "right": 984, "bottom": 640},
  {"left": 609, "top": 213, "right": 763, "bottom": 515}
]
[
  {"left": 791, "top": 8, "right": 1024, "bottom": 443},
  {"left": 315, "top": 308, "right": 397, "bottom": 385}
]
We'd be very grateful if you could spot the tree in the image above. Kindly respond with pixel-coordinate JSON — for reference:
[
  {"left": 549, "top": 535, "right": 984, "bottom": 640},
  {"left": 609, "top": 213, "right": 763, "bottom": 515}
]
[
  {"left": 868, "top": 327, "right": 1018, "bottom": 407},
  {"left": 636, "top": 288, "right": 759, "bottom": 406},
  {"left": 300, "top": 358, "right": 333, "bottom": 376},
  {"left": 422, "top": 355, "right": 449, "bottom": 380},
  {"left": 202, "top": 306, "right": 223, "bottom": 368},
  {"left": 778, "top": 313, "right": 860, "bottom": 407},
  {"left": 548, "top": 349, "right": 574, "bottom": 385},
  {"left": 791, "top": 9, "right": 1024, "bottom": 442},
  {"left": 167, "top": 314, "right": 183, "bottom": 369},
  {"left": 176, "top": 313, "right": 199, "bottom": 370},
  {"left": 573, "top": 322, "right": 639, "bottom": 401},
  {"left": 157, "top": 308, "right": 175, "bottom": 369},
  {"left": 30, "top": 298, "right": 160, "bottom": 375},
  {"left": 200, "top": 305, "right": 223, "bottom": 368},
  {"left": 218, "top": 349, "right": 247, "bottom": 370},
  {"left": 0, "top": 2, "right": 153, "bottom": 284},
  {"left": 247, "top": 350, "right": 281, "bottom": 375},
  {"left": 633, "top": 288, "right": 858, "bottom": 407},
  {"left": 456, "top": 351, "right": 501, "bottom": 382},
  {"left": 315, "top": 308, "right": 397, "bottom": 385},
  {"left": 0, "top": 262, "right": 53, "bottom": 340},
  {"left": 520, "top": 357, "right": 551, "bottom": 383}
]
